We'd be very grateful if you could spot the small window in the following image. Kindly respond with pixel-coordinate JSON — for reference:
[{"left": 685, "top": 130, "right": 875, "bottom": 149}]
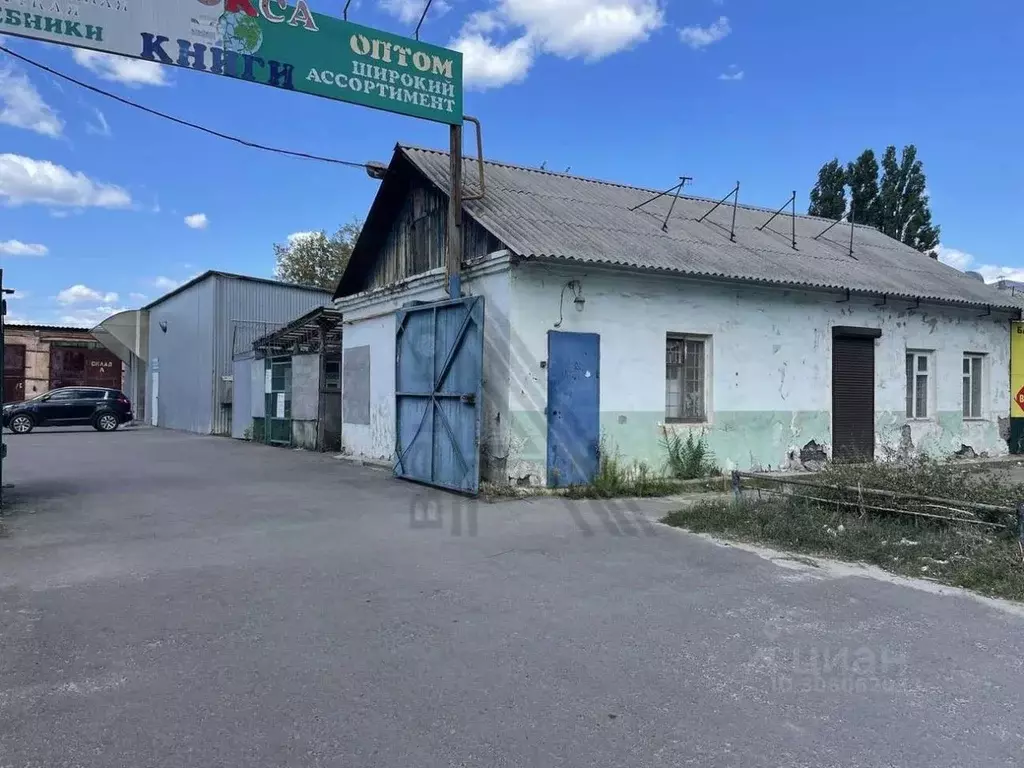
[
  {"left": 666, "top": 335, "right": 708, "bottom": 422},
  {"left": 905, "top": 351, "right": 931, "bottom": 418},
  {"left": 324, "top": 359, "right": 341, "bottom": 391},
  {"left": 47, "top": 389, "right": 78, "bottom": 401},
  {"left": 78, "top": 390, "right": 106, "bottom": 400},
  {"left": 962, "top": 354, "right": 984, "bottom": 418}
]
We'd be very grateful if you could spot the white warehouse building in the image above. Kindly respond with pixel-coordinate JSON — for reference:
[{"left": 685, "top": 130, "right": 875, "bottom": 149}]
[{"left": 334, "top": 145, "right": 1019, "bottom": 488}]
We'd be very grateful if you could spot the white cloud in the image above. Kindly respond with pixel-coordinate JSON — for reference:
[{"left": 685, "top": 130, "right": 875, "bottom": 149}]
[
  {"left": 153, "top": 276, "right": 183, "bottom": 291},
  {"left": 5, "top": 312, "right": 47, "bottom": 326},
  {"left": 0, "top": 67, "right": 63, "bottom": 138},
  {"left": 463, "top": 10, "right": 504, "bottom": 35},
  {"left": 56, "top": 284, "right": 119, "bottom": 305},
  {"left": 381, "top": 0, "right": 450, "bottom": 24},
  {"left": 934, "top": 244, "right": 1024, "bottom": 284},
  {"left": 86, "top": 107, "right": 111, "bottom": 137},
  {"left": 287, "top": 230, "right": 319, "bottom": 245},
  {"left": 184, "top": 212, "right": 208, "bottom": 230},
  {"left": 451, "top": 34, "right": 534, "bottom": 89},
  {"left": 0, "top": 239, "right": 47, "bottom": 256},
  {"left": 504, "top": 0, "right": 663, "bottom": 59},
  {"left": 451, "top": 0, "right": 663, "bottom": 89},
  {"left": 129, "top": 292, "right": 148, "bottom": 302},
  {"left": 0, "top": 154, "right": 132, "bottom": 208},
  {"left": 71, "top": 49, "right": 169, "bottom": 87},
  {"left": 7, "top": 289, "right": 28, "bottom": 300},
  {"left": 60, "top": 305, "right": 129, "bottom": 328},
  {"left": 934, "top": 244, "right": 974, "bottom": 272},
  {"left": 679, "top": 15, "right": 731, "bottom": 49},
  {"left": 718, "top": 64, "right": 744, "bottom": 81}
]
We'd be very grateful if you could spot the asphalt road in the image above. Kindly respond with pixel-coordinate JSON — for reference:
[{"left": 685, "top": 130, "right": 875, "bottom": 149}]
[{"left": 1, "top": 427, "right": 1022, "bottom": 767}]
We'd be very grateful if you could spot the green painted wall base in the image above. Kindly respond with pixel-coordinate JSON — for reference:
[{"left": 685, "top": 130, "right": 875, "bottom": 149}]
[{"left": 500, "top": 408, "right": 1009, "bottom": 485}]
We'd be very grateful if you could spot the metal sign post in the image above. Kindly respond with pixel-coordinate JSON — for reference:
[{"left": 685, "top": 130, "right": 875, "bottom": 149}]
[{"left": 447, "top": 122, "right": 463, "bottom": 298}]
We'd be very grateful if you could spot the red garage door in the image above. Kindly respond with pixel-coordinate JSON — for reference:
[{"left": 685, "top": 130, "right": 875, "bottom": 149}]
[{"left": 50, "top": 347, "right": 122, "bottom": 390}]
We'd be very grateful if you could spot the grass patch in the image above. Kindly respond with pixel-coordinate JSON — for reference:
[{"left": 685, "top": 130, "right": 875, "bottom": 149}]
[
  {"left": 661, "top": 427, "right": 719, "bottom": 480},
  {"left": 564, "top": 451, "right": 680, "bottom": 499},
  {"left": 662, "top": 496, "right": 1024, "bottom": 602}
]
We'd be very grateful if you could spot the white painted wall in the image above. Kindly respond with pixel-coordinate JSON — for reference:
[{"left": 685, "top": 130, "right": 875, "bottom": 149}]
[
  {"left": 507, "top": 262, "right": 1012, "bottom": 479},
  {"left": 337, "top": 257, "right": 513, "bottom": 470}
]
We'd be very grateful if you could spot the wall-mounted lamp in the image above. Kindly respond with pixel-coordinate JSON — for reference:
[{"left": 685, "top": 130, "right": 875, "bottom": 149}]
[
  {"left": 159, "top": 320, "right": 168, "bottom": 333},
  {"left": 554, "top": 280, "right": 585, "bottom": 328}
]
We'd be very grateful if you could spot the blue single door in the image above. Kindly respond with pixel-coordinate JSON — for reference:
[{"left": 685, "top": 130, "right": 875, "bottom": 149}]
[{"left": 547, "top": 331, "right": 600, "bottom": 487}]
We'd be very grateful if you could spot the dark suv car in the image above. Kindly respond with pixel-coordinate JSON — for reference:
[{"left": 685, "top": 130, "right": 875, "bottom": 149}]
[{"left": 3, "top": 387, "right": 133, "bottom": 434}]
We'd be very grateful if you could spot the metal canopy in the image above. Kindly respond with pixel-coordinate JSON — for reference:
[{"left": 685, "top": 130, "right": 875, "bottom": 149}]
[{"left": 251, "top": 307, "right": 342, "bottom": 358}]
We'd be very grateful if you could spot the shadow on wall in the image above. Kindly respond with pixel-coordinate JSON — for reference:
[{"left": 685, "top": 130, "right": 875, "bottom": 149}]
[{"left": 479, "top": 300, "right": 547, "bottom": 487}]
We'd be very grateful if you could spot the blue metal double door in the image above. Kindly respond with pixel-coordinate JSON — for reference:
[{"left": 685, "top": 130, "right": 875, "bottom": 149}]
[
  {"left": 547, "top": 331, "right": 601, "bottom": 488},
  {"left": 395, "top": 296, "right": 484, "bottom": 494}
]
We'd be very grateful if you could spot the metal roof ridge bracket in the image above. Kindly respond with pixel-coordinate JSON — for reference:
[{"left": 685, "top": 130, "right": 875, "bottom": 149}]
[
  {"left": 696, "top": 182, "right": 741, "bottom": 242},
  {"left": 790, "top": 189, "right": 797, "bottom": 250},
  {"left": 661, "top": 177, "right": 692, "bottom": 232},
  {"left": 849, "top": 200, "right": 855, "bottom": 258},
  {"left": 629, "top": 176, "right": 689, "bottom": 213},
  {"left": 757, "top": 191, "right": 797, "bottom": 248}
]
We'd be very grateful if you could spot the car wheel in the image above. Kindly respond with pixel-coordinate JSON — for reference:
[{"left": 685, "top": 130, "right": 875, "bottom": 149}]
[
  {"left": 94, "top": 413, "right": 119, "bottom": 432},
  {"left": 9, "top": 414, "right": 34, "bottom": 434}
]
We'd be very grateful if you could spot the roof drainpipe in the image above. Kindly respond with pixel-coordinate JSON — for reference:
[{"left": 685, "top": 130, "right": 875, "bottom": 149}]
[{"left": 461, "top": 116, "right": 486, "bottom": 203}]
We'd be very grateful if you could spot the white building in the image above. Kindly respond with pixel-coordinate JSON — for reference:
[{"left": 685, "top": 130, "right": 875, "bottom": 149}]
[{"left": 335, "top": 146, "right": 1019, "bottom": 487}]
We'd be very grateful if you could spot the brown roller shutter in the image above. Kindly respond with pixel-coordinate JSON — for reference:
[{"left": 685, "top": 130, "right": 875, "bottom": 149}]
[
  {"left": 3, "top": 344, "right": 25, "bottom": 403},
  {"left": 832, "top": 328, "right": 879, "bottom": 462}
]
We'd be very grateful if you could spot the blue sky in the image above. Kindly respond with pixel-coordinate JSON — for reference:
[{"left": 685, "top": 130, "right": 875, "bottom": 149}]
[{"left": 0, "top": 0, "right": 1021, "bottom": 326}]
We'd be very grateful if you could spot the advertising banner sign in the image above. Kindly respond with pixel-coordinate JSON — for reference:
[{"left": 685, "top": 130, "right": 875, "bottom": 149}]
[
  {"left": 0, "top": 0, "right": 463, "bottom": 124},
  {"left": 1011, "top": 321, "right": 1024, "bottom": 418}
]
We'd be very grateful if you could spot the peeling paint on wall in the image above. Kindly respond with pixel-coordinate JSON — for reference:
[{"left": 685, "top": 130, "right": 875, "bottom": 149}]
[{"left": 508, "top": 264, "right": 1011, "bottom": 478}]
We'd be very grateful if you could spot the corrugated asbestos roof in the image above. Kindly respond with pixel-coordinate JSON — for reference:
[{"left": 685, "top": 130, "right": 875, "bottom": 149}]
[{"left": 395, "top": 145, "right": 1016, "bottom": 311}]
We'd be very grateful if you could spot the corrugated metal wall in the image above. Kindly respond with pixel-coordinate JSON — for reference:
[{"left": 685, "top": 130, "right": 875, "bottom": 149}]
[
  {"left": 212, "top": 276, "right": 330, "bottom": 435},
  {"left": 147, "top": 274, "right": 329, "bottom": 436},
  {"left": 147, "top": 278, "right": 216, "bottom": 433}
]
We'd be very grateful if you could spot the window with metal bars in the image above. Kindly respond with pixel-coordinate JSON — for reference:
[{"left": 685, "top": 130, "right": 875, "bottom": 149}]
[
  {"left": 665, "top": 335, "right": 708, "bottom": 423},
  {"left": 324, "top": 358, "right": 341, "bottom": 390}
]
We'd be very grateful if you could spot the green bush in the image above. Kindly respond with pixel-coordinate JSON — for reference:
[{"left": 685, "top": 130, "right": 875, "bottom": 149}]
[{"left": 661, "top": 426, "right": 718, "bottom": 480}]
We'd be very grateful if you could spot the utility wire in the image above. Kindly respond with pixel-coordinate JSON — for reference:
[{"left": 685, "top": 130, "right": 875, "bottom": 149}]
[{"left": 0, "top": 45, "right": 371, "bottom": 170}]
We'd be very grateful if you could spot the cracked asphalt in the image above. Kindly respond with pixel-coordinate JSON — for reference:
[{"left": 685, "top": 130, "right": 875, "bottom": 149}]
[{"left": 1, "top": 427, "right": 1022, "bottom": 767}]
